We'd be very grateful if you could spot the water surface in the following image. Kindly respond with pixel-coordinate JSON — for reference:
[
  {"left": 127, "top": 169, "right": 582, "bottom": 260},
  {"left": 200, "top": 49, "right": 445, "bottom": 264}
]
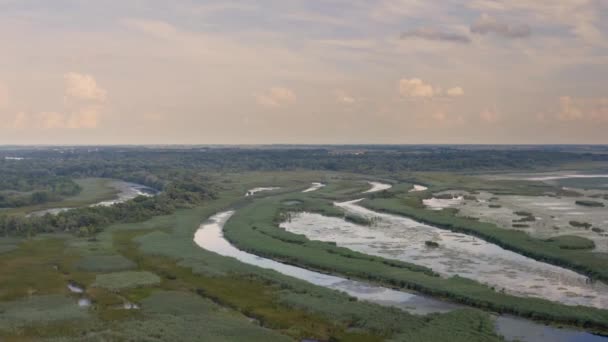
[
  {"left": 303, "top": 182, "right": 325, "bottom": 193},
  {"left": 245, "top": 187, "right": 281, "bottom": 197},
  {"left": 194, "top": 211, "right": 458, "bottom": 315},
  {"left": 195, "top": 210, "right": 607, "bottom": 342},
  {"left": 280, "top": 200, "right": 608, "bottom": 309},
  {"left": 363, "top": 182, "right": 392, "bottom": 193}
]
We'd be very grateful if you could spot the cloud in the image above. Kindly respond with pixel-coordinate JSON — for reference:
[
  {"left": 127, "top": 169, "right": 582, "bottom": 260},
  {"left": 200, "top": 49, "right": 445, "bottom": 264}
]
[
  {"left": 399, "top": 79, "right": 464, "bottom": 99},
  {"left": 400, "top": 27, "right": 471, "bottom": 44},
  {"left": 62, "top": 72, "right": 106, "bottom": 128},
  {"left": 39, "top": 112, "right": 67, "bottom": 129},
  {"left": 470, "top": 14, "right": 531, "bottom": 38},
  {"left": 467, "top": 1, "right": 603, "bottom": 44},
  {"left": 447, "top": 87, "right": 464, "bottom": 97},
  {"left": 1, "top": 73, "right": 107, "bottom": 131},
  {"left": 335, "top": 90, "right": 355, "bottom": 104},
  {"left": 399, "top": 78, "right": 437, "bottom": 98},
  {"left": 64, "top": 72, "right": 107, "bottom": 102},
  {"left": 557, "top": 96, "right": 608, "bottom": 122},
  {"left": 256, "top": 87, "right": 297, "bottom": 108},
  {"left": 67, "top": 106, "right": 101, "bottom": 129},
  {"left": 0, "top": 112, "right": 28, "bottom": 129}
]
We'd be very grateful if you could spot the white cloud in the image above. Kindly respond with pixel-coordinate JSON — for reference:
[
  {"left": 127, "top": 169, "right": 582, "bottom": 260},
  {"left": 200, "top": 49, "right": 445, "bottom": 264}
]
[
  {"left": 64, "top": 72, "right": 107, "bottom": 102},
  {"left": 447, "top": 87, "right": 464, "bottom": 97},
  {"left": 399, "top": 78, "right": 437, "bottom": 98},
  {"left": 557, "top": 96, "right": 608, "bottom": 122},
  {"left": 0, "top": 73, "right": 106, "bottom": 131},
  {"left": 61, "top": 72, "right": 106, "bottom": 128},
  {"left": 39, "top": 112, "right": 67, "bottom": 129},
  {"left": 67, "top": 106, "right": 101, "bottom": 129},
  {"left": 256, "top": 87, "right": 297, "bottom": 108},
  {"left": 399, "top": 79, "right": 464, "bottom": 99}
]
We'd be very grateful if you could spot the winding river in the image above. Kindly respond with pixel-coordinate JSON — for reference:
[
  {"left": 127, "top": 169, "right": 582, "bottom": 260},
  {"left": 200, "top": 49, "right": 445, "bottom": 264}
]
[
  {"left": 28, "top": 181, "right": 156, "bottom": 217},
  {"left": 194, "top": 208, "right": 608, "bottom": 342}
]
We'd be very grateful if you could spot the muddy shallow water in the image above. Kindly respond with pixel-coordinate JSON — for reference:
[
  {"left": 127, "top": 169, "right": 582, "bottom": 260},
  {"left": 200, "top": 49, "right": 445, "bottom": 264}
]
[
  {"left": 245, "top": 187, "right": 281, "bottom": 197},
  {"left": 363, "top": 182, "right": 392, "bottom": 193},
  {"left": 195, "top": 210, "right": 607, "bottom": 342},
  {"left": 424, "top": 190, "right": 608, "bottom": 253},
  {"left": 280, "top": 200, "right": 608, "bottom": 309},
  {"left": 303, "top": 182, "right": 325, "bottom": 193}
]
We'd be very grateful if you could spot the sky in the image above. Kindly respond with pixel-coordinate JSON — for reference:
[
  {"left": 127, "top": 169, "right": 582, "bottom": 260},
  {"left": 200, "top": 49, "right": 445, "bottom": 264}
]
[{"left": 0, "top": 0, "right": 607, "bottom": 145}]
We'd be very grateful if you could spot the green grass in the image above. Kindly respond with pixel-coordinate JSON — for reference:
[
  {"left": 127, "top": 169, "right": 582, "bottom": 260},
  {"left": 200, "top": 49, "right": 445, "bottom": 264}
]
[
  {"left": 546, "top": 235, "right": 596, "bottom": 250},
  {"left": 3, "top": 170, "right": 603, "bottom": 341},
  {"left": 223, "top": 194, "right": 608, "bottom": 332},
  {"left": 75, "top": 254, "right": 137, "bottom": 272},
  {"left": 362, "top": 196, "right": 608, "bottom": 283},
  {"left": 0, "top": 295, "right": 90, "bottom": 332},
  {"left": 92, "top": 271, "right": 161, "bottom": 290},
  {"left": 575, "top": 200, "right": 605, "bottom": 208}
]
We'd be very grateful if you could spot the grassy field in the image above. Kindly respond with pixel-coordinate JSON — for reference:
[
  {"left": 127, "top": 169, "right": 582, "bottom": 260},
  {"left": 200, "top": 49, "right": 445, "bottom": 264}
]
[
  {"left": 0, "top": 177, "right": 506, "bottom": 341},
  {"left": 362, "top": 194, "right": 608, "bottom": 282},
  {"left": 1, "top": 170, "right": 606, "bottom": 340},
  {"left": 223, "top": 190, "right": 608, "bottom": 333},
  {"left": 1, "top": 178, "right": 120, "bottom": 216}
]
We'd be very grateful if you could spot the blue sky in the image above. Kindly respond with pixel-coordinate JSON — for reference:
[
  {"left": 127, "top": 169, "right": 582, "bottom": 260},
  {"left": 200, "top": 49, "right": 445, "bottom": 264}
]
[{"left": 0, "top": 0, "right": 607, "bottom": 144}]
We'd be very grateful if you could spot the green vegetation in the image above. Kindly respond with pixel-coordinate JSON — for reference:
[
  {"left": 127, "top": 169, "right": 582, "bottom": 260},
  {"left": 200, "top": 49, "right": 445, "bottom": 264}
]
[
  {"left": 345, "top": 213, "right": 373, "bottom": 226},
  {"left": 75, "top": 254, "right": 137, "bottom": 272},
  {"left": 545, "top": 235, "right": 596, "bottom": 250},
  {"left": 425, "top": 241, "right": 440, "bottom": 248},
  {"left": 0, "top": 172, "right": 81, "bottom": 208},
  {"left": 2, "top": 146, "right": 608, "bottom": 340},
  {"left": 513, "top": 212, "right": 536, "bottom": 223},
  {"left": 570, "top": 221, "right": 593, "bottom": 229},
  {"left": 0, "top": 295, "right": 90, "bottom": 332},
  {"left": 223, "top": 195, "right": 608, "bottom": 332},
  {"left": 0, "top": 177, "right": 214, "bottom": 237},
  {"left": 575, "top": 200, "right": 605, "bottom": 207},
  {"left": 92, "top": 271, "right": 161, "bottom": 290},
  {"left": 3, "top": 178, "right": 120, "bottom": 215},
  {"left": 362, "top": 197, "right": 608, "bottom": 283}
]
